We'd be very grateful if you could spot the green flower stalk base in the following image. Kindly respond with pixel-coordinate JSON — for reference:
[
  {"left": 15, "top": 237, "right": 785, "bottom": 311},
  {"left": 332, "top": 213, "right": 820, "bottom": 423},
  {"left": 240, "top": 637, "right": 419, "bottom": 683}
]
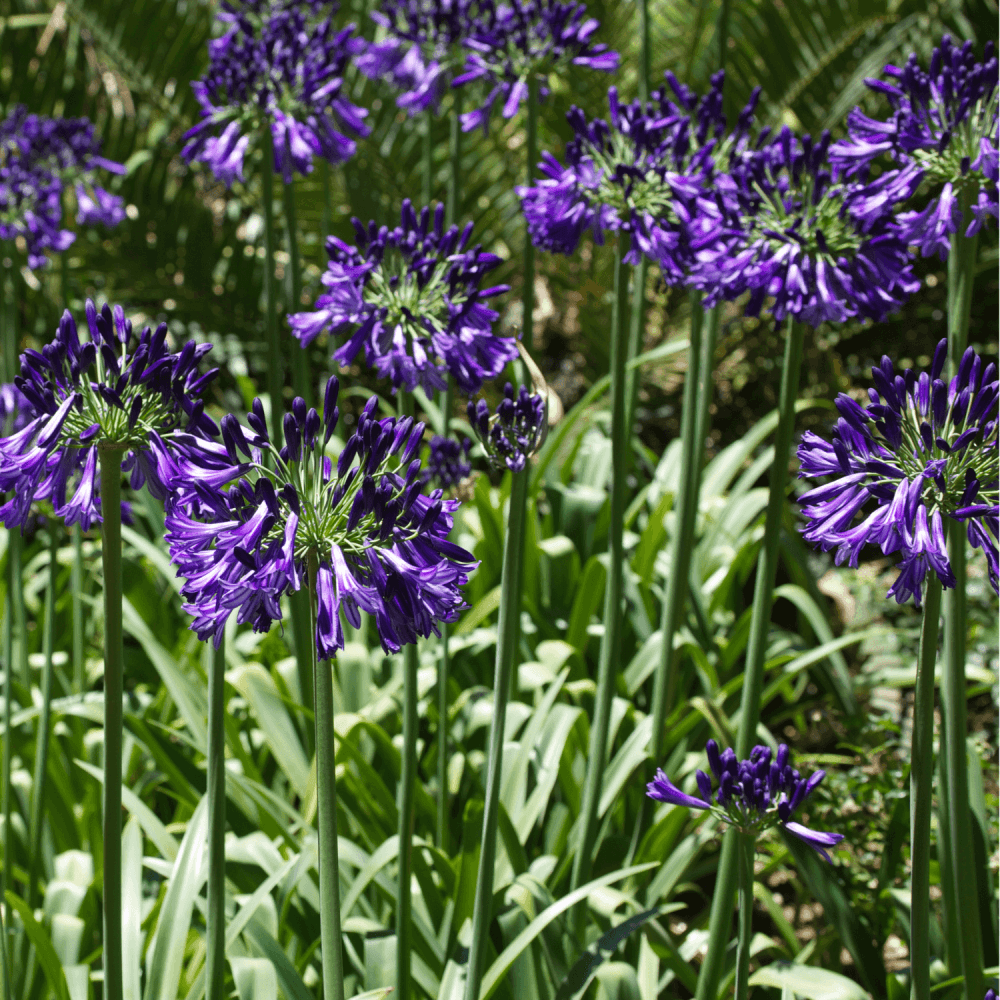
[
  {"left": 463, "top": 468, "right": 528, "bottom": 1000},
  {"left": 696, "top": 317, "right": 805, "bottom": 1000},
  {"left": 735, "top": 833, "right": 755, "bottom": 1000},
  {"left": 206, "top": 637, "right": 227, "bottom": 1000},
  {"left": 99, "top": 447, "right": 125, "bottom": 1000},
  {"left": 396, "top": 642, "right": 419, "bottom": 1000}
]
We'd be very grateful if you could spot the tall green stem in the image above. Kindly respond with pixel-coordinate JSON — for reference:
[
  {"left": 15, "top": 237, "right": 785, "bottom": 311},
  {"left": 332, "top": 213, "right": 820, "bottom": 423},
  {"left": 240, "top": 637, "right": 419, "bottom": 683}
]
[
  {"left": 309, "top": 556, "right": 346, "bottom": 1000},
  {"left": 570, "top": 242, "right": 630, "bottom": 916},
  {"left": 321, "top": 161, "right": 332, "bottom": 245},
  {"left": 72, "top": 527, "right": 84, "bottom": 693},
  {"left": 396, "top": 642, "right": 418, "bottom": 1000},
  {"left": 99, "top": 448, "right": 125, "bottom": 1000},
  {"left": 734, "top": 833, "right": 754, "bottom": 1000},
  {"left": 283, "top": 178, "right": 309, "bottom": 404},
  {"left": 624, "top": 257, "right": 647, "bottom": 464},
  {"left": 1, "top": 547, "right": 13, "bottom": 984},
  {"left": 694, "top": 307, "right": 720, "bottom": 470},
  {"left": 447, "top": 92, "right": 463, "bottom": 228},
  {"left": 436, "top": 380, "right": 455, "bottom": 852},
  {"left": 910, "top": 576, "right": 942, "bottom": 1000},
  {"left": 696, "top": 317, "right": 804, "bottom": 1000},
  {"left": 26, "top": 524, "right": 58, "bottom": 910},
  {"left": 522, "top": 82, "right": 538, "bottom": 354},
  {"left": 463, "top": 468, "right": 529, "bottom": 1000},
  {"left": 941, "top": 218, "right": 983, "bottom": 1000},
  {"left": 261, "top": 142, "right": 284, "bottom": 444},
  {"left": 637, "top": 0, "right": 650, "bottom": 102},
  {"left": 205, "top": 637, "right": 227, "bottom": 1000}
]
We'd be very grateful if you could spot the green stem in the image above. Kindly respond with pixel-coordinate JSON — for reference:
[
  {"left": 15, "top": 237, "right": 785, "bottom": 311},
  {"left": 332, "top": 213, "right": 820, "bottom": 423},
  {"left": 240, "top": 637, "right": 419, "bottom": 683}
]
[
  {"left": 910, "top": 575, "right": 942, "bottom": 1000},
  {"left": 942, "top": 220, "right": 983, "bottom": 1000},
  {"left": 437, "top": 380, "right": 454, "bottom": 852},
  {"left": 261, "top": 139, "right": 284, "bottom": 444},
  {"left": 423, "top": 110, "right": 434, "bottom": 207},
  {"left": 637, "top": 0, "right": 650, "bottom": 103},
  {"left": 718, "top": 0, "right": 731, "bottom": 75},
  {"left": 206, "top": 636, "right": 227, "bottom": 1000},
  {"left": 2, "top": 543, "right": 13, "bottom": 983},
  {"left": 522, "top": 81, "right": 538, "bottom": 354},
  {"left": 283, "top": 178, "right": 309, "bottom": 405},
  {"left": 396, "top": 642, "right": 418, "bottom": 1000},
  {"left": 8, "top": 537, "right": 25, "bottom": 691},
  {"left": 447, "top": 91, "right": 463, "bottom": 229},
  {"left": 99, "top": 448, "right": 125, "bottom": 1000},
  {"left": 26, "top": 524, "right": 58, "bottom": 911},
  {"left": 569, "top": 242, "right": 630, "bottom": 918},
  {"left": 623, "top": 256, "right": 647, "bottom": 466},
  {"left": 696, "top": 317, "right": 804, "bottom": 1000},
  {"left": 321, "top": 160, "right": 332, "bottom": 246},
  {"left": 309, "top": 556, "right": 346, "bottom": 1000},
  {"left": 72, "top": 526, "right": 84, "bottom": 694},
  {"left": 734, "top": 833, "right": 754, "bottom": 1000},
  {"left": 463, "top": 468, "right": 529, "bottom": 1000},
  {"left": 694, "top": 307, "right": 720, "bottom": 470}
]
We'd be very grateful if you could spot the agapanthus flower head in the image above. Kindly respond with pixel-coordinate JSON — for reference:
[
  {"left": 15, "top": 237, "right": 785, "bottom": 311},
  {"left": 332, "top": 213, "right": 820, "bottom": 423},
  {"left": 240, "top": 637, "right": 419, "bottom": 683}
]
[
  {"left": 797, "top": 338, "right": 998, "bottom": 603},
  {"left": 453, "top": 0, "right": 618, "bottom": 133},
  {"left": 289, "top": 199, "right": 516, "bottom": 394},
  {"left": 165, "top": 377, "right": 477, "bottom": 656},
  {"left": 421, "top": 433, "right": 472, "bottom": 490},
  {"left": 0, "top": 105, "right": 126, "bottom": 268},
  {"left": 646, "top": 739, "right": 845, "bottom": 861},
  {"left": 831, "top": 36, "right": 998, "bottom": 253},
  {"left": 0, "top": 300, "right": 228, "bottom": 532},
  {"left": 518, "top": 72, "right": 761, "bottom": 279},
  {"left": 467, "top": 381, "right": 546, "bottom": 472},
  {"left": 356, "top": 0, "right": 479, "bottom": 114},
  {"left": 701, "top": 126, "right": 922, "bottom": 325},
  {"left": 183, "top": 1, "right": 370, "bottom": 185}
]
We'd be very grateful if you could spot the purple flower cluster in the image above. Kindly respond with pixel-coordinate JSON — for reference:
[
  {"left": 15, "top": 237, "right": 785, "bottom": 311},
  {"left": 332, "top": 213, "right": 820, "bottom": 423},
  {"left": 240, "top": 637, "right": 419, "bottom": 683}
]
[
  {"left": 183, "top": 1, "right": 370, "bottom": 185},
  {"left": 165, "top": 378, "right": 477, "bottom": 656},
  {"left": 518, "top": 72, "right": 758, "bottom": 281},
  {"left": 421, "top": 434, "right": 473, "bottom": 490},
  {"left": 289, "top": 200, "right": 516, "bottom": 394},
  {"left": 468, "top": 381, "right": 546, "bottom": 472},
  {"left": 0, "top": 301, "right": 226, "bottom": 532},
  {"left": 832, "top": 35, "right": 998, "bottom": 256},
  {"left": 797, "top": 340, "right": 998, "bottom": 604},
  {"left": 454, "top": 0, "right": 618, "bottom": 133},
  {"left": 700, "top": 126, "right": 922, "bottom": 326},
  {"left": 356, "top": 0, "right": 479, "bottom": 114},
  {"left": 0, "top": 105, "right": 125, "bottom": 268},
  {"left": 647, "top": 740, "right": 844, "bottom": 861}
]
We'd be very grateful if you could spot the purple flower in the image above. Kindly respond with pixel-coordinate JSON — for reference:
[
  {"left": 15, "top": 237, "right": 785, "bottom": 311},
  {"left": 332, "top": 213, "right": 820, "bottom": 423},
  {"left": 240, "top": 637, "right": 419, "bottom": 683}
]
[
  {"left": 797, "top": 339, "right": 998, "bottom": 604},
  {"left": 289, "top": 199, "right": 516, "bottom": 394},
  {"left": 517, "top": 72, "right": 759, "bottom": 280},
  {"left": 165, "top": 377, "right": 478, "bottom": 656},
  {"left": 700, "top": 127, "right": 922, "bottom": 325},
  {"left": 831, "top": 35, "right": 998, "bottom": 249},
  {"left": 182, "top": 1, "right": 370, "bottom": 184},
  {"left": 453, "top": 0, "right": 618, "bottom": 133},
  {"left": 0, "top": 301, "right": 227, "bottom": 533},
  {"left": 647, "top": 740, "right": 845, "bottom": 862},
  {"left": 421, "top": 434, "right": 472, "bottom": 490},
  {"left": 467, "top": 381, "right": 546, "bottom": 473}
]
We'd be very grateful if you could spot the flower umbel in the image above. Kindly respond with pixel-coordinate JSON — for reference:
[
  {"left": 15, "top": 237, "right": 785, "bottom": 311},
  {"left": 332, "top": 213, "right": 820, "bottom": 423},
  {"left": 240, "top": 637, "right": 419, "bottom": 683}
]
[
  {"left": 467, "top": 381, "right": 547, "bottom": 473},
  {"left": 289, "top": 200, "right": 516, "bottom": 394},
  {"left": 646, "top": 740, "right": 845, "bottom": 861},
  {"left": 421, "top": 434, "right": 473, "bottom": 491},
  {"left": 797, "top": 339, "right": 998, "bottom": 603},
  {"left": 166, "top": 377, "right": 478, "bottom": 656},
  {"left": 0, "top": 301, "right": 225, "bottom": 532}
]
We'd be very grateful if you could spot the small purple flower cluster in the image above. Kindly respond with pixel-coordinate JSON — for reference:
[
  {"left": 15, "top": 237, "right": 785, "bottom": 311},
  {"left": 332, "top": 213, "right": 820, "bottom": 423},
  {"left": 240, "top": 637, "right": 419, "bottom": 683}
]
[
  {"left": 183, "top": 0, "right": 370, "bottom": 185},
  {"left": 454, "top": 0, "right": 618, "bottom": 133},
  {"left": 647, "top": 739, "right": 844, "bottom": 861},
  {"left": 421, "top": 434, "right": 473, "bottom": 491},
  {"left": 289, "top": 200, "right": 516, "bottom": 395},
  {"left": 166, "top": 378, "right": 477, "bottom": 655},
  {"left": 0, "top": 301, "right": 226, "bottom": 532},
  {"left": 467, "top": 381, "right": 547, "bottom": 472},
  {"left": 0, "top": 105, "right": 125, "bottom": 268},
  {"left": 797, "top": 340, "right": 998, "bottom": 604}
]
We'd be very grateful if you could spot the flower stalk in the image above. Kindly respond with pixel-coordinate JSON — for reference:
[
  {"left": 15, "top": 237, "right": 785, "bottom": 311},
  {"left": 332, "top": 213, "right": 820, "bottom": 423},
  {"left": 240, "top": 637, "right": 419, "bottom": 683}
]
[
  {"left": 735, "top": 832, "right": 754, "bottom": 1000},
  {"left": 696, "top": 317, "right": 805, "bottom": 1000},
  {"left": 396, "top": 640, "right": 419, "bottom": 1000},
  {"left": 522, "top": 80, "right": 538, "bottom": 355},
  {"left": 99, "top": 446, "right": 125, "bottom": 1000},
  {"left": 72, "top": 526, "right": 84, "bottom": 693},
  {"left": 205, "top": 636, "right": 227, "bottom": 1000},
  {"left": 283, "top": 177, "right": 309, "bottom": 404}
]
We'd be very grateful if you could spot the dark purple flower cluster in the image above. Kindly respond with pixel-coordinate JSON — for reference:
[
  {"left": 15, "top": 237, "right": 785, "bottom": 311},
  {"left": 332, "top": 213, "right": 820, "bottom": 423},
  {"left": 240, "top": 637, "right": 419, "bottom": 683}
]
[
  {"left": 289, "top": 200, "right": 516, "bottom": 394},
  {"left": 454, "top": 0, "right": 618, "bottom": 133},
  {"left": 183, "top": 1, "right": 370, "bottom": 185},
  {"left": 647, "top": 739, "right": 844, "bottom": 861},
  {"left": 0, "top": 301, "right": 227, "bottom": 532},
  {"left": 700, "top": 126, "right": 922, "bottom": 326},
  {"left": 165, "top": 378, "right": 477, "bottom": 656},
  {"left": 831, "top": 36, "right": 998, "bottom": 256},
  {"left": 421, "top": 434, "right": 472, "bottom": 491},
  {"left": 518, "top": 72, "right": 759, "bottom": 281},
  {"left": 468, "top": 381, "right": 546, "bottom": 473},
  {"left": 797, "top": 340, "right": 998, "bottom": 604},
  {"left": 0, "top": 105, "right": 125, "bottom": 268},
  {"left": 356, "top": 0, "right": 479, "bottom": 114}
]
